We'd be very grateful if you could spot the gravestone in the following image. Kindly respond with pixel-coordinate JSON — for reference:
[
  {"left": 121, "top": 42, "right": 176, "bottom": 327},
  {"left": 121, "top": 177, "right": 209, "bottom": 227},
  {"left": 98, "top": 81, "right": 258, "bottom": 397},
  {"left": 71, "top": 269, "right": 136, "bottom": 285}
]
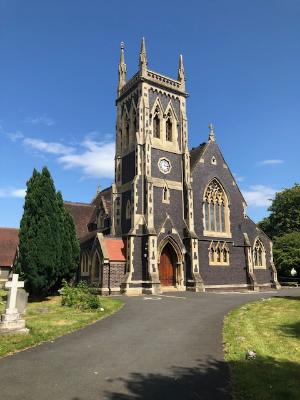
[
  {"left": 7, "top": 288, "right": 29, "bottom": 315},
  {"left": 0, "top": 274, "right": 29, "bottom": 334}
]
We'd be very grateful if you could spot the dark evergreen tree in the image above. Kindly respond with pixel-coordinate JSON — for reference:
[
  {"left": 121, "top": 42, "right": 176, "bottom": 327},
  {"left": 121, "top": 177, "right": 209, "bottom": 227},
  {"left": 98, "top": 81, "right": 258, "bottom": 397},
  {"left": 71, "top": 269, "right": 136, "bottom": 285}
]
[
  {"left": 19, "top": 167, "right": 62, "bottom": 296},
  {"left": 56, "top": 191, "right": 80, "bottom": 287}
]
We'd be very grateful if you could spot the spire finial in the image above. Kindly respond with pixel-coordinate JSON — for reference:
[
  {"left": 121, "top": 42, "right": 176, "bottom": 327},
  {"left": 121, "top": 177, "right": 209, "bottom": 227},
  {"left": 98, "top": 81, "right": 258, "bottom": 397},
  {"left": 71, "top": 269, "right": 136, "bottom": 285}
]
[
  {"left": 117, "top": 41, "right": 127, "bottom": 96},
  {"left": 208, "top": 123, "right": 215, "bottom": 142},
  {"left": 178, "top": 54, "right": 185, "bottom": 90},
  {"left": 139, "top": 37, "right": 147, "bottom": 76},
  {"left": 96, "top": 183, "right": 102, "bottom": 194}
]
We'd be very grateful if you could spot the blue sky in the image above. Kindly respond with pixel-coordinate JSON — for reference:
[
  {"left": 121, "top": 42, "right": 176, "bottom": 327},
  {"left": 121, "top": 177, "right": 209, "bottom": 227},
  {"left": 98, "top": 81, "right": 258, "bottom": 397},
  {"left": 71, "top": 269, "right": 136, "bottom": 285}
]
[{"left": 0, "top": 0, "right": 299, "bottom": 228}]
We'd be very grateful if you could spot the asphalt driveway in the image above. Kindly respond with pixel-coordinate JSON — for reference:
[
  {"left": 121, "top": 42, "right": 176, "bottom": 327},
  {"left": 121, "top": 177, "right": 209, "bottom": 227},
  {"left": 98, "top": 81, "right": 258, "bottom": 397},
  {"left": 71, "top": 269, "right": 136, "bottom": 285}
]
[{"left": 0, "top": 288, "right": 299, "bottom": 400}]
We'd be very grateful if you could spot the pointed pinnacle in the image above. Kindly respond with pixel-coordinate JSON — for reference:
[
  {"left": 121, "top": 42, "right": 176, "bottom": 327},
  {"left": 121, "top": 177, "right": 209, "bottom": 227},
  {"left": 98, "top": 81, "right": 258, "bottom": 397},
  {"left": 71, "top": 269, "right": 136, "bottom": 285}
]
[
  {"left": 179, "top": 54, "right": 184, "bottom": 73},
  {"left": 178, "top": 54, "right": 185, "bottom": 90},
  {"left": 118, "top": 41, "right": 126, "bottom": 96},
  {"left": 139, "top": 37, "right": 147, "bottom": 68},
  {"left": 120, "top": 41, "right": 125, "bottom": 64},
  {"left": 208, "top": 123, "right": 215, "bottom": 142}
]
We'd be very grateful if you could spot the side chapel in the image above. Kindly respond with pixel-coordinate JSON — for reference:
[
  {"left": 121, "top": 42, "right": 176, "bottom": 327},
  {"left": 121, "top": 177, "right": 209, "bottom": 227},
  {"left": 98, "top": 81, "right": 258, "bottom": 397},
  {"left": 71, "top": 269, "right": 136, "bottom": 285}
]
[{"left": 65, "top": 39, "right": 280, "bottom": 294}]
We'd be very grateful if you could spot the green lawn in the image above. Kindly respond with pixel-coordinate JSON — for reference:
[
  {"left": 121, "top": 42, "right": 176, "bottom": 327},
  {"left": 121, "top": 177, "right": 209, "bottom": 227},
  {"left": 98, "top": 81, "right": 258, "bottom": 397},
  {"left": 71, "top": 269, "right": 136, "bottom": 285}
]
[
  {"left": 223, "top": 296, "right": 300, "bottom": 400},
  {"left": 0, "top": 290, "right": 123, "bottom": 358}
]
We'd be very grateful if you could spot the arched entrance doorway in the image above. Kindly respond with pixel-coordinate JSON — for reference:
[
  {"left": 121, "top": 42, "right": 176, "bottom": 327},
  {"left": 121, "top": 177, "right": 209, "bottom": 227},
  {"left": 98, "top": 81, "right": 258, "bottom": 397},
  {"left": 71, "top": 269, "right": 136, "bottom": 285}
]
[{"left": 159, "top": 243, "right": 177, "bottom": 286}]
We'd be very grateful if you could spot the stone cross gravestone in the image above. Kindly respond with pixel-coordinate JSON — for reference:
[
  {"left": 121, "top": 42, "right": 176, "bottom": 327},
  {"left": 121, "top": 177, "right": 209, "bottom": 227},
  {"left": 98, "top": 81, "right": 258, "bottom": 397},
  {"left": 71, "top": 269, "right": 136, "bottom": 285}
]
[
  {"left": 7, "top": 288, "right": 29, "bottom": 315},
  {"left": 0, "top": 274, "right": 29, "bottom": 334}
]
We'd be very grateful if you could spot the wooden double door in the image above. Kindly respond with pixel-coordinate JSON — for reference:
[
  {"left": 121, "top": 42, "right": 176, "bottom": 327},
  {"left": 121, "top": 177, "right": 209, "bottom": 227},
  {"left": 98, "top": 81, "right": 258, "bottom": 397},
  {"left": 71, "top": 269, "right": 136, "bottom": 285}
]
[{"left": 159, "top": 243, "right": 177, "bottom": 286}]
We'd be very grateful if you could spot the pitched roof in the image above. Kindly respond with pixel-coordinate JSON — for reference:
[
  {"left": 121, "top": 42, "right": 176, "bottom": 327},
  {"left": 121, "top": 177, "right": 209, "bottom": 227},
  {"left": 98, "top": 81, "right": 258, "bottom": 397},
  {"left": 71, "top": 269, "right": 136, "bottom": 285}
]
[
  {"left": 0, "top": 227, "right": 19, "bottom": 267},
  {"left": 91, "top": 186, "right": 112, "bottom": 215},
  {"left": 103, "top": 238, "right": 126, "bottom": 262},
  {"left": 64, "top": 202, "right": 95, "bottom": 238},
  {"left": 190, "top": 142, "right": 207, "bottom": 171}
]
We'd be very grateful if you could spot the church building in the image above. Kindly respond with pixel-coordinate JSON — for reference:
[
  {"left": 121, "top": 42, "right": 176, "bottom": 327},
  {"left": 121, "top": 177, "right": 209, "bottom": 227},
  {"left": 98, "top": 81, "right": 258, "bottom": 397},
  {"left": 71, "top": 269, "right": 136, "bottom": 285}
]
[{"left": 66, "top": 39, "right": 280, "bottom": 295}]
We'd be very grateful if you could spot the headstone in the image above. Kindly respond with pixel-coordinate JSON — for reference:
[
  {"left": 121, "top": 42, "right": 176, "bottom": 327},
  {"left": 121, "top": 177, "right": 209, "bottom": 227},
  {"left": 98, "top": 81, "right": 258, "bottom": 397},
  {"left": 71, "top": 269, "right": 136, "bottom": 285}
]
[
  {"left": 7, "top": 288, "right": 29, "bottom": 315},
  {"left": 0, "top": 274, "right": 29, "bottom": 334}
]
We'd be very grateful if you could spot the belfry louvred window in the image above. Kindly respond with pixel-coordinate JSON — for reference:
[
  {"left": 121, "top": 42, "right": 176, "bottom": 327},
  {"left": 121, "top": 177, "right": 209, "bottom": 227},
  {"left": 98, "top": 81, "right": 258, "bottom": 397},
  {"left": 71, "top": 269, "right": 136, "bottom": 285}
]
[
  {"left": 125, "top": 119, "right": 130, "bottom": 146},
  {"left": 153, "top": 107, "right": 160, "bottom": 138},
  {"left": 204, "top": 179, "right": 229, "bottom": 234},
  {"left": 166, "top": 113, "right": 172, "bottom": 141}
]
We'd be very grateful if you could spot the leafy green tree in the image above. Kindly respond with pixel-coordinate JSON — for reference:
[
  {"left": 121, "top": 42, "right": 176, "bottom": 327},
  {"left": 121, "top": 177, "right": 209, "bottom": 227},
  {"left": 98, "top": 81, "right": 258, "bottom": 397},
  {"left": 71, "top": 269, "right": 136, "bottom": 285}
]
[
  {"left": 258, "top": 184, "right": 300, "bottom": 239},
  {"left": 273, "top": 232, "right": 300, "bottom": 276},
  {"left": 18, "top": 167, "right": 80, "bottom": 296}
]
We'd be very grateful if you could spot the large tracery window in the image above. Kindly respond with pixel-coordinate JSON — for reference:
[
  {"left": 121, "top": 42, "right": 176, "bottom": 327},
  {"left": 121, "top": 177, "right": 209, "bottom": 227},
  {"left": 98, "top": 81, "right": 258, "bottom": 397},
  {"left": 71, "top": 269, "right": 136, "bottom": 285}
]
[
  {"left": 253, "top": 238, "right": 266, "bottom": 268},
  {"left": 203, "top": 179, "right": 230, "bottom": 237}
]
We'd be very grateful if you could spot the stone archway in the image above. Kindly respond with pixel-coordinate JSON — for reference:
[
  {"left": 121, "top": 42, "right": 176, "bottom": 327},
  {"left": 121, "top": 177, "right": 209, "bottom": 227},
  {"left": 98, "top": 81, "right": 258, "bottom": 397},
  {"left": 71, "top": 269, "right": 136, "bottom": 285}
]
[
  {"left": 91, "top": 251, "right": 102, "bottom": 285},
  {"left": 159, "top": 243, "right": 176, "bottom": 286},
  {"left": 158, "top": 237, "right": 184, "bottom": 289}
]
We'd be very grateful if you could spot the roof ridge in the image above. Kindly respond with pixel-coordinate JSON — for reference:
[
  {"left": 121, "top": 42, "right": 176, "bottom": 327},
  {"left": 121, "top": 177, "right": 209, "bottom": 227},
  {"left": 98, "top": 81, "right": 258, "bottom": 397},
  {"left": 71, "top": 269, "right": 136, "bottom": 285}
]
[{"left": 64, "top": 201, "right": 94, "bottom": 207}]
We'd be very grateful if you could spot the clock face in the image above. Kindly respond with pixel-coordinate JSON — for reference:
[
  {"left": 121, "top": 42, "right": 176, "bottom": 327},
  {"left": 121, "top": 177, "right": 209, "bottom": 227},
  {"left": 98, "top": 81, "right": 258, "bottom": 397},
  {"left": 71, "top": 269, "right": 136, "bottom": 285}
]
[{"left": 159, "top": 158, "right": 171, "bottom": 174}]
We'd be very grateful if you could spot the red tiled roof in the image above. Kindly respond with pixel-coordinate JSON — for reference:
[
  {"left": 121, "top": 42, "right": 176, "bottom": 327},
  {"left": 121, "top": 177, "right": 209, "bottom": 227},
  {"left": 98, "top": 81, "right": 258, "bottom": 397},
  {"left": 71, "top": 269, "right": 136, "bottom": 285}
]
[
  {"left": 64, "top": 202, "right": 95, "bottom": 238},
  {"left": 104, "top": 238, "right": 126, "bottom": 262},
  {"left": 0, "top": 228, "right": 19, "bottom": 267}
]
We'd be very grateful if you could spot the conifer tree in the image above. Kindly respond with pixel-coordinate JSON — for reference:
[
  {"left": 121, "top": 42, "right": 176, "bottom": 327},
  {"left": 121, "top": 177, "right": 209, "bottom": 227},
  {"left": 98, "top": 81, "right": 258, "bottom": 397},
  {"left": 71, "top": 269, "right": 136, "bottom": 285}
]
[
  {"left": 19, "top": 167, "right": 62, "bottom": 295},
  {"left": 56, "top": 191, "right": 80, "bottom": 287}
]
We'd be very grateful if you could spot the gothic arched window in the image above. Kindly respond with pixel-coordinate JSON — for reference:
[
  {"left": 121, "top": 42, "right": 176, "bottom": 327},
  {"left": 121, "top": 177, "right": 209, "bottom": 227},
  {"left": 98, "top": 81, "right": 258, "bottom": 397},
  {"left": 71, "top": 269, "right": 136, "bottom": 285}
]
[
  {"left": 133, "top": 113, "right": 137, "bottom": 134},
  {"left": 125, "top": 119, "right": 130, "bottom": 147},
  {"left": 126, "top": 200, "right": 131, "bottom": 220},
  {"left": 166, "top": 114, "right": 172, "bottom": 142},
  {"left": 162, "top": 184, "right": 170, "bottom": 204},
  {"left": 253, "top": 238, "right": 266, "bottom": 268},
  {"left": 208, "top": 242, "right": 230, "bottom": 265},
  {"left": 203, "top": 179, "right": 230, "bottom": 236},
  {"left": 153, "top": 112, "right": 160, "bottom": 139}
]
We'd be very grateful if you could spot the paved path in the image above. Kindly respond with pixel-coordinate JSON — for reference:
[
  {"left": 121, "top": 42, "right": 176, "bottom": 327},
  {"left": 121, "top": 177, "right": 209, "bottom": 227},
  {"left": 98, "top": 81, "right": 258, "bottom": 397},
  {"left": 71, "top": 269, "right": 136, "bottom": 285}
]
[{"left": 0, "top": 288, "right": 299, "bottom": 400}]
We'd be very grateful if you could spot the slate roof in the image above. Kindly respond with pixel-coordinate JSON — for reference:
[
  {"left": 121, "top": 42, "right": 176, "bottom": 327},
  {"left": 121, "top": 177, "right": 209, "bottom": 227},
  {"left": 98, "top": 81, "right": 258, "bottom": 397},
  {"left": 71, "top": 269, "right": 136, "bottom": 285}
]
[
  {"left": 64, "top": 202, "right": 95, "bottom": 239},
  {"left": 0, "top": 227, "right": 19, "bottom": 267},
  {"left": 190, "top": 142, "right": 207, "bottom": 171},
  {"left": 91, "top": 186, "right": 112, "bottom": 215}
]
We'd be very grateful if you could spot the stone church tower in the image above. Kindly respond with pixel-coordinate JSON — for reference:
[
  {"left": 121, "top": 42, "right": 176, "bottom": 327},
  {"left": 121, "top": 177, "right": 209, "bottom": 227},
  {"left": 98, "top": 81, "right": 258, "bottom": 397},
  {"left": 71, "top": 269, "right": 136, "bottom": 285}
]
[
  {"left": 66, "top": 39, "right": 280, "bottom": 295},
  {"left": 111, "top": 39, "right": 202, "bottom": 294}
]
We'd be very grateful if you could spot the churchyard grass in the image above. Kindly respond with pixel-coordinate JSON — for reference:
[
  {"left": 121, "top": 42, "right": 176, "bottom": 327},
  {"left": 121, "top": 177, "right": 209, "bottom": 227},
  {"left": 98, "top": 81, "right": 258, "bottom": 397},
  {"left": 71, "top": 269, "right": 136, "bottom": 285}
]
[
  {"left": 0, "top": 290, "right": 123, "bottom": 358},
  {"left": 223, "top": 296, "right": 300, "bottom": 400}
]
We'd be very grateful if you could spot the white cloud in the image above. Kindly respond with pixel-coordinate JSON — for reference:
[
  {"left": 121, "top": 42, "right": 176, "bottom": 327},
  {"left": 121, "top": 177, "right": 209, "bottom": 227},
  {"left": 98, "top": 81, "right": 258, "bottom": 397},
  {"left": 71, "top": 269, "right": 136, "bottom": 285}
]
[
  {"left": 258, "top": 159, "right": 284, "bottom": 165},
  {"left": 233, "top": 172, "right": 245, "bottom": 182},
  {"left": 242, "top": 185, "right": 277, "bottom": 207},
  {"left": 24, "top": 115, "right": 55, "bottom": 127},
  {"left": 3, "top": 124, "right": 115, "bottom": 179},
  {"left": 0, "top": 188, "right": 26, "bottom": 198},
  {"left": 22, "top": 135, "right": 114, "bottom": 179},
  {"left": 58, "top": 139, "right": 114, "bottom": 178},
  {"left": 0, "top": 125, "right": 24, "bottom": 142},
  {"left": 23, "top": 137, "right": 75, "bottom": 155}
]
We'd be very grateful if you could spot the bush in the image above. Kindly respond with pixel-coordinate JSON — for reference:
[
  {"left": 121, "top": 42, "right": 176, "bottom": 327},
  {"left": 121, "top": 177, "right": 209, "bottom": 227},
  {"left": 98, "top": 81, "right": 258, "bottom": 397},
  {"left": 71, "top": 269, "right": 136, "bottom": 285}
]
[{"left": 59, "top": 281, "right": 102, "bottom": 310}]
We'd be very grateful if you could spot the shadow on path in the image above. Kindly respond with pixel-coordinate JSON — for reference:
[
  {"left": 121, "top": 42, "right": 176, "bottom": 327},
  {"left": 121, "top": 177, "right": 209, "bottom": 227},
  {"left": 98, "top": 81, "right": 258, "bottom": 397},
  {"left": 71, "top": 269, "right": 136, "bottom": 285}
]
[{"left": 72, "top": 356, "right": 300, "bottom": 400}]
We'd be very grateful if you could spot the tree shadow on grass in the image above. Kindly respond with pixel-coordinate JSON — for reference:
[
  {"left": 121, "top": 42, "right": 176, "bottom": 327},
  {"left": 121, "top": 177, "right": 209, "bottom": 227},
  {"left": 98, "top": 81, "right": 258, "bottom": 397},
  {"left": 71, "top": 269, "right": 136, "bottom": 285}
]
[
  {"left": 279, "top": 321, "right": 300, "bottom": 339},
  {"left": 273, "top": 296, "right": 300, "bottom": 301}
]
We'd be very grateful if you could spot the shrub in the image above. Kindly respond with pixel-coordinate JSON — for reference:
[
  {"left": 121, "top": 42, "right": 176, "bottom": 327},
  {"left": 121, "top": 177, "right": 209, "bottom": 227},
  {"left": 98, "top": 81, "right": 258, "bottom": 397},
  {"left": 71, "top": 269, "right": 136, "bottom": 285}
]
[{"left": 59, "top": 281, "right": 102, "bottom": 310}]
